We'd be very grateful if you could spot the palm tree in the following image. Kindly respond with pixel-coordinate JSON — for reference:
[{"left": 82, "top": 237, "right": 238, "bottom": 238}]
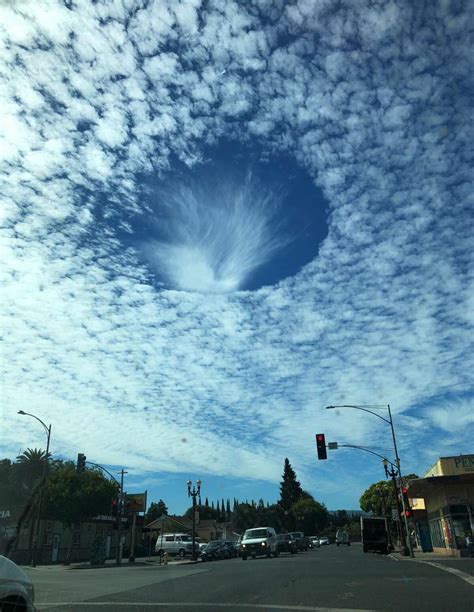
[
  {"left": 14, "top": 448, "right": 51, "bottom": 499},
  {"left": 16, "top": 448, "right": 50, "bottom": 464}
]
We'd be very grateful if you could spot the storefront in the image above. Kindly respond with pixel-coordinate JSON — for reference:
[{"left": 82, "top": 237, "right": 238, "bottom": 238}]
[{"left": 407, "top": 455, "right": 474, "bottom": 557}]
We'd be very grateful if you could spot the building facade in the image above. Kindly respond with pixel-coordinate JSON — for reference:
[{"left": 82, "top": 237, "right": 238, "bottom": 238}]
[{"left": 407, "top": 455, "right": 474, "bottom": 557}]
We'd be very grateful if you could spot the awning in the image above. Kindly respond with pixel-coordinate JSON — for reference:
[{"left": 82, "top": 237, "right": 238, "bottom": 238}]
[{"left": 407, "top": 473, "right": 474, "bottom": 497}]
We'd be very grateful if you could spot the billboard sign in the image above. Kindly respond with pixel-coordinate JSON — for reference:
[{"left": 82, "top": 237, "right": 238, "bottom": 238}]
[{"left": 126, "top": 491, "right": 147, "bottom": 514}]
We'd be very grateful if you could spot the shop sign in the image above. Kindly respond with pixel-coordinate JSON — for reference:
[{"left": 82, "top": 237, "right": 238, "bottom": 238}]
[
  {"left": 447, "top": 495, "right": 467, "bottom": 504},
  {"left": 0, "top": 510, "right": 11, "bottom": 520},
  {"left": 452, "top": 455, "right": 474, "bottom": 471},
  {"left": 126, "top": 492, "right": 147, "bottom": 513}
]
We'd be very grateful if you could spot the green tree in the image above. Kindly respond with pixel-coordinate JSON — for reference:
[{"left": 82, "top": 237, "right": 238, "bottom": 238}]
[
  {"left": 144, "top": 500, "right": 168, "bottom": 525},
  {"left": 279, "top": 458, "right": 303, "bottom": 511},
  {"left": 13, "top": 448, "right": 51, "bottom": 500},
  {"left": 359, "top": 474, "right": 419, "bottom": 517},
  {"left": 185, "top": 504, "right": 218, "bottom": 520},
  {"left": 16, "top": 448, "right": 50, "bottom": 464},
  {"left": 291, "top": 498, "right": 328, "bottom": 535},
  {"left": 232, "top": 503, "right": 258, "bottom": 532},
  {"left": 43, "top": 462, "right": 118, "bottom": 564}
]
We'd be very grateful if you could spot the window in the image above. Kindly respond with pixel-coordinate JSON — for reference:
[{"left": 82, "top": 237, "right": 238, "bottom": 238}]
[
  {"left": 429, "top": 519, "right": 446, "bottom": 548},
  {"left": 72, "top": 531, "right": 81, "bottom": 546},
  {"left": 165, "top": 536, "right": 174, "bottom": 542}
]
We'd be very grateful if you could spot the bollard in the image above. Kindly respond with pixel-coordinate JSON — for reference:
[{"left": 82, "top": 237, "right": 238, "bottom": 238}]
[{"left": 163, "top": 551, "right": 168, "bottom": 565}]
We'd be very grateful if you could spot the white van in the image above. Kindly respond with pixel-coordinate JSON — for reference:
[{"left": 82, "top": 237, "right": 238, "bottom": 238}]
[
  {"left": 336, "top": 530, "right": 350, "bottom": 546},
  {"left": 155, "top": 533, "right": 194, "bottom": 557},
  {"left": 240, "top": 527, "right": 278, "bottom": 560}
]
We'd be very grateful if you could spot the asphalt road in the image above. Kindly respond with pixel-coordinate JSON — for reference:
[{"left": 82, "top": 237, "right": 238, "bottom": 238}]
[{"left": 29, "top": 544, "right": 474, "bottom": 612}]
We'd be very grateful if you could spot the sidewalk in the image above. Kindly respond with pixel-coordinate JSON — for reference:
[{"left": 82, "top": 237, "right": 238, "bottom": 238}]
[
  {"left": 22, "top": 555, "right": 197, "bottom": 571},
  {"left": 390, "top": 550, "right": 474, "bottom": 562}
]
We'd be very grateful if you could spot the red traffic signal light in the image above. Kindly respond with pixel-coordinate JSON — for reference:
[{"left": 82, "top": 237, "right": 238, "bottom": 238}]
[
  {"left": 404, "top": 509, "right": 411, "bottom": 517},
  {"left": 316, "top": 433, "right": 327, "bottom": 460}
]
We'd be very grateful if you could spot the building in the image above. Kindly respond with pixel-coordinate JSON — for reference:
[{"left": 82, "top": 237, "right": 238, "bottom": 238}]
[
  {"left": 407, "top": 454, "right": 474, "bottom": 557},
  {"left": 2, "top": 510, "right": 144, "bottom": 565},
  {"left": 145, "top": 514, "right": 239, "bottom": 549}
]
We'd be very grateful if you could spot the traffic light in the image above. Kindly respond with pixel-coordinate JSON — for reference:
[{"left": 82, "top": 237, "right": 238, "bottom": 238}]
[
  {"left": 316, "top": 433, "right": 327, "bottom": 460},
  {"left": 401, "top": 486, "right": 412, "bottom": 518},
  {"left": 76, "top": 453, "right": 86, "bottom": 474},
  {"left": 111, "top": 499, "right": 118, "bottom": 516}
]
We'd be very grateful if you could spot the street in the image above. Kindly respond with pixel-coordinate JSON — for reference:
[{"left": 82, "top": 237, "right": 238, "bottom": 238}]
[{"left": 25, "top": 544, "right": 474, "bottom": 612}]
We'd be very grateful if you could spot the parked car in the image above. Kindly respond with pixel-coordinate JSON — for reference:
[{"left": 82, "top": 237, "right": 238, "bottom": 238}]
[
  {"left": 275, "top": 534, "right": 297, "bottom": 555},
  {"left": 223, "top": 541, "right": 239, "bottom": 558},
  {"left": 200, "top": 540, "right": 228, "bottom": 561},
  {"left": 289, "top": 532, "right": 308, "bottom": 551},
  {"left": 0, "top": 555, "right": 36, "bottom": 612},
  {"left": 309, "top": 535, "right": 320, "bottom": 548},
  {"left": 336, "top": 530, "right": 350, "bottom": 547},
  {"left": 240, "top": 527, "right": 278, "bottom": 560},
  {"left": 319, "top": 536, "right": 330, "bottom": 546},
  {"left": 155, "top": 533, "right": 194, "bottom": 557}
]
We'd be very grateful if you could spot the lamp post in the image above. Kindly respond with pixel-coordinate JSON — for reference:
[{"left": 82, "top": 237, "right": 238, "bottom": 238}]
[
  {"left": 382, "top": 458, "right": 406, "bottom": 555},
  {"left": 325, "top": 404, "right": 413, "bottom": 557},
  {"left": 18, "top": 410, "right": 52, "bottom": 567},
  {"left": 187, "top": 479, "right": 201, "bottom": 561}
]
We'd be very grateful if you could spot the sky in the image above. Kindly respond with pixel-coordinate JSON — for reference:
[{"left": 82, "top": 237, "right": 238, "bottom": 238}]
[{"left": 1, "top": 0, "right": 473, "bottom": 515}]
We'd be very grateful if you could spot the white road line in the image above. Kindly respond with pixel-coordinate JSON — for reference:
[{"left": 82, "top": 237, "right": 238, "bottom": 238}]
[
  {"left": 36, "top": 603, "right": 377, "bottom": 611},
  {"left": 388, "top": 554, "right": 399, "bottom": 562},
  {"left": 413, "top": 560, "right": 474, "bottom": 587}
]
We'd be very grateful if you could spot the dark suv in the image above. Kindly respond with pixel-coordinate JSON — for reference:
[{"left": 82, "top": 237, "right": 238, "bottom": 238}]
[
  {"left": 276, "top": 534, "right": 298, "bottom": 555},
  {"left": 289, "top": 532, "right": 308, "bottom": 551}
]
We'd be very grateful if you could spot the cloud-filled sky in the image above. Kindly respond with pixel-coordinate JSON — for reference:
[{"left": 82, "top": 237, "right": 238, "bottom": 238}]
[{"left": 1, "top": 0, "right": 473, "bottom": 513}]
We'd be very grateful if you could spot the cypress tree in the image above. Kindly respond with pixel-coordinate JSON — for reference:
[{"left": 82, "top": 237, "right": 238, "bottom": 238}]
[{"left": 279, "top": 458, "right": 304, "bottom": 511}]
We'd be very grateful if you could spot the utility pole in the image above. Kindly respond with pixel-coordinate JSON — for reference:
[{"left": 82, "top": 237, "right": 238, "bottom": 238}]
[
  {"left": 187, "top": 479, "right": 201, "bottom": 561},
  {"left": 116, "top": 469, "right": 127, "bottom": 565}
]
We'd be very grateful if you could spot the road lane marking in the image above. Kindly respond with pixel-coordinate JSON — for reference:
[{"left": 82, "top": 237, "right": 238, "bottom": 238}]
[
  {"left": 412, "top": 560, "right": 474, "bottom": 587},
  {"left": 36, "top": 603, "right": 377, "bottom": 611}
]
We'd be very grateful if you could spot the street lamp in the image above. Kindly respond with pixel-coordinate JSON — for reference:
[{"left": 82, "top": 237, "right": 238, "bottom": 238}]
[
  {"left": 18, "top": 410, "right": 52, "bottom": 567},
  {"left": 187, "top": 479, "right": 201, "bottom": 561},
  {"left": 325, "top": 404, "right": 413, "bottom": 557}
]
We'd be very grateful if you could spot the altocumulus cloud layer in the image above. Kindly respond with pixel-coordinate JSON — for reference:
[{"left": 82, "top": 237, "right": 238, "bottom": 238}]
[{"left": 1, "top": 0, "right": 473, "bottom": 491}]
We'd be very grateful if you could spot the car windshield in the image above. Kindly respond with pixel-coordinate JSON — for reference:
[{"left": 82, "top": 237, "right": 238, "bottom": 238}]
[
  {"left": 243, "top": 529, "right": 268, "bottom": 539},
  {"left": 3, "top": 1, "right": 470, "bottom": 611}
]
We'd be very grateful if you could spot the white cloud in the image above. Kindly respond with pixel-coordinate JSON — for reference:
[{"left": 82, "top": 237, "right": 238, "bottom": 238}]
[{"left": 1, "top": 0, "right": 472, "bottom": 504}]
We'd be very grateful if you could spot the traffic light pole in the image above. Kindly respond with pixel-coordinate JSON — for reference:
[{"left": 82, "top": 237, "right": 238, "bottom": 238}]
[
  {"left": 387, "top": 405, "right": 414, "bottom": 558},
  {"left": 325, "top": 404, "right": 414, "bottom": 558}
]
